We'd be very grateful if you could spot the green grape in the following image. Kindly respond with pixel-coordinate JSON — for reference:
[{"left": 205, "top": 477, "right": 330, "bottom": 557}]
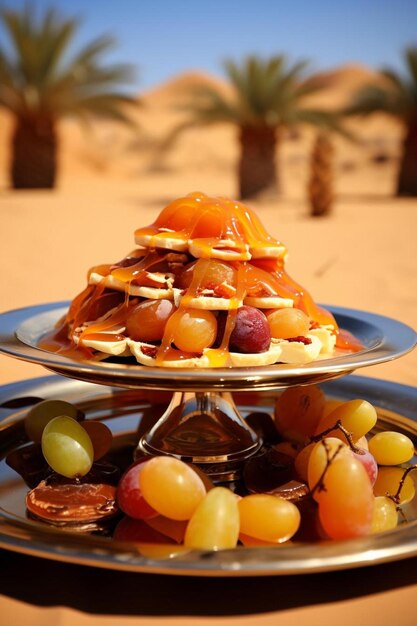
[
  {"left": 368, "top": 431, "right": 415, "bottom": 466},
  {"left": 41, "top": 416, "right": 94, "bottom": 478},
  {"left": 25, "top": 399, "right": 82, "bottom": 443},
  {"left": 371, "top": 496, "right": 398, "bottom": 533}
]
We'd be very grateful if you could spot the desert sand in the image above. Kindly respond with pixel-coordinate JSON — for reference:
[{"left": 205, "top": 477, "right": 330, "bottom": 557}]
[{"left": 0, "top": 65, "right": 415, "bottom": 388}]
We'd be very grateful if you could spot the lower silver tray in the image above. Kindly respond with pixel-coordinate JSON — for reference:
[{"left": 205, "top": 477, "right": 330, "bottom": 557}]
[{"left": 0, "top": 374, "right": 416, "bottom": 576}]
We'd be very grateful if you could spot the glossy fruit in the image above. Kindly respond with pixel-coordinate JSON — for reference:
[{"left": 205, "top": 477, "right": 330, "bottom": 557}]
[
  {"left": 266, "top": 308, "right": 310, "bottom": 339},
  {"left": 184, "top": 487, "right": 240, "bottom": 550},
  {"left": 314, "top": 399, "right": 377, "bottom": 443},
  {"left": 294, "top": 442, "right": 316, "bottom": 481},
  {"left": 170, "top": 309, "right": 217, "bottom": 353},
  {"left": 373, "top": 467, "right": 415, "bottom": 504},
  {"left": 275, "top": 385, "right": 325, "bottom": 443},
  {"left": 353, "top": 448, "right": 378, "bottom": 486},
  {"left": 25, "top": 399, "right": 82, "bottom": 443},
  {"left": 368, "top": 431, "right": 414, "bottom": 466},
  {"left": 317, "top": 455, "right": 374, "bottom": 539},
  {"left": 81, "top": 421, "right": 113, "bottom": 461},
  {"left": 307, "top": 437, "right": 351, "bottom": 498},
  {"left": 126, "top": 299, "right": 175, "bottom": 342},
  {"left": 229, "top": 306, "right": 271, "bottom": 353},
  {"left": 41, "top": 416, "right": 94, "bottom": 478},
  {"left": 238, "top": 494, "right": 300, "bottom": 543},
  {"left": 178, "top": 259, "right": 235, "bottom": 291},
  {"left": 371, "top": 496, "right": 398, "bottom": 533},
  {"left": 117, "top": 461, "right": 157, "bottom": 520},
  {"left": 140, "top": 457, "right": 206, "bottom": 520}
]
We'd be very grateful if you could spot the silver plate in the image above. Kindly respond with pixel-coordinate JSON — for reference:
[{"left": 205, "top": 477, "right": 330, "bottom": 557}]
[
  {"left": 0, "top": 374, "right": 416, "bottom": 576},
  {"left": 0, "top": 302, "right": 415, "bottom": 390}
]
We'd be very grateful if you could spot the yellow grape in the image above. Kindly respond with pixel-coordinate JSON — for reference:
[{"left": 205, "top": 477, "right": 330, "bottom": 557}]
[
  {"left": 184, "top": 487, "right": 240, "bottom": 550},
  {"left": 368, "top": 431, "right": 415, "bottom": 466},
  {"left": 356, "top": 435, "right": 369, "bottom": 451},
  {"left": 373, "top": 467, "right": 415, "bottom": 504},
  {"left": 140, "top": 457, "right": 206, "bottom": 521},
  {"left": 266, "top": 308, "right": 310, "bottom": 339},
  {"left": 371, "top": 496, "right": 398, "bottom": 533},
  {"left": 314, "top": 399, "right": 377, "bottom": 443},
  {"left": 294, "top": 442, "right": 316, "bottom": 481},
  {"left": 41, "top": 416, "right": 94, "bottom": 478},
  {"left": 318, "top": 455, "right": 374, "bottom": 539},
  {"left": 274, "top": 385, "right": 325, "bottom": 443},
  {"left": 321, "top": 399, "right": 343, "bottom": 419},
  {"left": 238, "top": 494, "right": 300, "bottom": 543},
  {"left": 307, "top": 437, "right": 351, "bottom": 499},
  {"left": 170, "top": 309, "right": 217, "bottom": 352}
]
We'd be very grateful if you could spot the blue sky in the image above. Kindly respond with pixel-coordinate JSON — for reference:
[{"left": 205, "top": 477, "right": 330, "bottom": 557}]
[{"left": 1, "top": 0, "right": 416, "bottom": 90}]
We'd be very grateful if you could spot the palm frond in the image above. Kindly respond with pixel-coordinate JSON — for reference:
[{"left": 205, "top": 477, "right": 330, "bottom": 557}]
[{"left": 0, "top": 3, "right": 137, "bottom": 123}]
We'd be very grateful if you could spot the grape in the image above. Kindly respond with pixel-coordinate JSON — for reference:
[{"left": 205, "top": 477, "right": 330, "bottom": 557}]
[
  {"left": 126, "top": 299, "right": 175, "bottom": 342},
  {"left": 140, "top": 457, "right": 206, "bottom": 520},
  {"left": 81, "top": 421, "right": 113, "bottom": 461},
  {"left": 275, "top": 385, "right": 325, "bottom": 443},
  {"left": 229, "top": 306, "right": 271, "bottom": 353},
  {"left": 314, "top": 399, "right": 377, "bottom": 443},
  {"left": 317, "top": 454, "right": 374, "bottom": 539},
  {"left": 321, "top": 399, "right": 343, "bottom": 418},
  {"left": 86, "top": 291, "right": 124, "bottom": 321},
  {"left": 178, "top": 259, "right": 235, "bottom": 291},
  {"left": 41, "top": 416, "right": 94, "bottom": 478},
  {"left": 238, "top": 494, "right": 300, "bottom": 543},
  {"left": 294, "top": 442, "right": 316, "bottom": 481},
  {"left": 368, "top": 431, "right": 414, "bottom": 466},
  {"left": 25, "top": 399, "right": 82, "bottom": 443},
  {"left": 169, "top": 309, "right": 217, "bottom": 353},
  {"left": 266, "top": 308, "right": 310, "bottom": 339},
  {"left": 373, "top": 467, "right": 415, "bottom": 504},
  {"left": 371, "top": 496, "right": 398, "bottom": 533},
  {"left": 117, "top": 460, "right": 157, "bottom": 520},
  {"left": 184, "top": 487, "right": 240, "bottom": 550},
  {"left": 307, "top": 437, "right": 351, "bottom": 498},
  {"left": 354, "top": 449, "right": 378, "bottom": 486}
]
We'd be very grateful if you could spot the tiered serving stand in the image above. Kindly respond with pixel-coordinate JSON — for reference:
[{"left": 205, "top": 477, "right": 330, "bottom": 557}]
[{"left": 0, "top": 300, "right": 416, "bottom": 575}]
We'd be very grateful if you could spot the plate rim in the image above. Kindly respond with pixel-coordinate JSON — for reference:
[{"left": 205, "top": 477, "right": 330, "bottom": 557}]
[
  {"left": 0, "top": 301, "right": 415, "bottom": 390},
  {"left": 0, "top": 374, "right": 416, "bottom": 576}
]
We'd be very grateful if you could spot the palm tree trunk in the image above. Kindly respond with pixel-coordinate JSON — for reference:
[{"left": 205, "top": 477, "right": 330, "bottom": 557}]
[
  {"left": 238, "top": 125, "right": 278, "bottom": 199},
  {"left": 308, "top": 131, "right": 334, "bottom": 217},
  {"left": 397, "top": 120, "right": 417, "bottom": 196},
  {"left": 11, "top": 116, "right": 58, "bottom": 189}
]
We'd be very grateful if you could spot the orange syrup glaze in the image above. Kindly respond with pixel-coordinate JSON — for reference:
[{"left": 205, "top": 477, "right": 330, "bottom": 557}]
[{"left": 42, "top": 192, "right": 363, "bottom": 362}]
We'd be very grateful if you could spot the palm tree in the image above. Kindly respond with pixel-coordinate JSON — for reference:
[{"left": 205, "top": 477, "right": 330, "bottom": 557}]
[
  {"left": 164, "top": 55, "right": 344, "bottom": 199},
  {"left": 0, "top": 4, "right": 137, "bottom": 189},
  {"left": 308, "top": 131, "right": 334, "bottom": 217},
  {"left": 345, "top": 47, "right": 417, "bottom": 196}
]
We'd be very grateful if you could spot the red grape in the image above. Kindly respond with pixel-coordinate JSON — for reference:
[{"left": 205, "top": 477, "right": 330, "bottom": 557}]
[
  {"left": 229, "top": 306, "right": 271, "bottom": 353},
  {"left": 116, "top": 460, "right": 157, "bottom": 520}
]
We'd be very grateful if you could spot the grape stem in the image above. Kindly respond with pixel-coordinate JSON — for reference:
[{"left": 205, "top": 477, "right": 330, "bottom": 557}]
[
  {"left": 309, "top": 439, "right": 345, "bottom": 498},
  {"left": 310, "top": 420, "right": 364, "bottom": 454},
  {"left": 387, "top": 464, "right": 417, "bottom": 514}
]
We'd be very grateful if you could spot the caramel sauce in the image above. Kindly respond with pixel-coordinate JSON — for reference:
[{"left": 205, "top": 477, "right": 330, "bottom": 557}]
[{"left": 42, "top": 192, "right": 362, "bottom": 363}]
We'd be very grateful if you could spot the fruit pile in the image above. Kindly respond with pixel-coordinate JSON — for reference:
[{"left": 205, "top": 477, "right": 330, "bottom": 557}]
[
  {"left": 17, "top": 386, "right": 416, "bottom": 550},
  {"left": 41, "top": 192, "right": 363, "bottom": 368}
]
